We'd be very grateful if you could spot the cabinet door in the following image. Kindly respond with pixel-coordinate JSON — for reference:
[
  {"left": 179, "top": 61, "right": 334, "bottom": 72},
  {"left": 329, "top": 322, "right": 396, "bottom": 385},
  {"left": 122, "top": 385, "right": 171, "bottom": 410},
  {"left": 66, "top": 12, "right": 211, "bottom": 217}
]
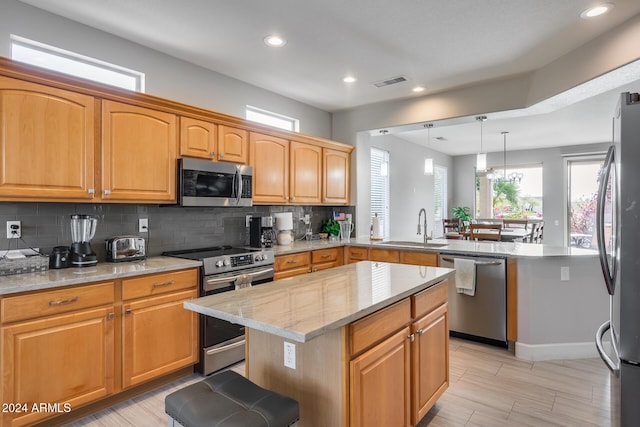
[
  {"left": 290, "top": 140, "right": 322, "bottom": 204},
  {"left": 1, "top": 307, "right": 115, "bottom": 427},
  {"left": 370, "top": 248, "right": 400, "bottom": 263},
  {"left": 122, "top": 289, "right": 198, "bottom": 388},
  {"left": 411, "top": 303, "right": 449, "bottom": 424},
  {"left": 323, "top": 148, "right": 350, "bottom": 204},
  {"left": 102, "top": 100, "right": 177, "bottom": 202},
  {"left": 0, "top": 76, "right": 96, "bottom": 201},
  {"left": 345, "top": 246, "right": 369, "bottom": 264},
  {"left": 218, "top": 125, "right": 248, "bottom": 164},
  {"left": 250, "top": 132, "right": 289, "bottom": 204},
  {"left": 400, "top": 251, "right": 438, "bottom": 267},
  {"left": 180, "top": 116, "right": 216, "bottom": 159},
  {"left": 350, "top": 326, "right": 411, "bottom": 427}
]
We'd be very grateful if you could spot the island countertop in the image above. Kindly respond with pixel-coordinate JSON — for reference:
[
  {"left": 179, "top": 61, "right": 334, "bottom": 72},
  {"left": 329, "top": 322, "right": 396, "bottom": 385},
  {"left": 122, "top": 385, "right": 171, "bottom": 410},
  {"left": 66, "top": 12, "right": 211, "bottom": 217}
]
[{"left": 184, "top": 261, "right": 454, "bottom": 343}]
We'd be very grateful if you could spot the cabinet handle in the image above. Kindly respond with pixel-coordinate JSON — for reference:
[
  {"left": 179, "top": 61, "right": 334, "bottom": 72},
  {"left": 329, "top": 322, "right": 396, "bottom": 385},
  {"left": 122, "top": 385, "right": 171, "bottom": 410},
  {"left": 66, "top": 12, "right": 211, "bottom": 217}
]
[
  {"left": 104, "top": 189, "right": 111, "bottom": 196},
  {"left": 210, "top": 151, "right": 216, "bottom": 156},
  {"left": 220, "top": 152, "right": 225, "bottom": 158},
  {"left": 88, "top": 188, "right": 95, "bottom": 195},
  {"left": 125, "top": 308, "right": 132, "bottom": 315},
  {"left": 417, "top": 328, "right": 424, "bottom": 336},
  {"left": 291, "top": 196, "right": 295, "bottom": 201},
  {"left": 320, "top": 254, "right": 331, "bottom": 259},
  {"left": 152, "top": 280, "right": 176, "bottom": 288},
  {"left": 286, "top": 260, "right": 299, "bottom": 264},
  {"left": 107, "top": 312, "right": 115, "bottom": 320},
  {"left": 48, "top": 296, "right": 78, "bottom": 306},
  {"left": 408, "top": 334, "right": 415, "bottom": 342}
]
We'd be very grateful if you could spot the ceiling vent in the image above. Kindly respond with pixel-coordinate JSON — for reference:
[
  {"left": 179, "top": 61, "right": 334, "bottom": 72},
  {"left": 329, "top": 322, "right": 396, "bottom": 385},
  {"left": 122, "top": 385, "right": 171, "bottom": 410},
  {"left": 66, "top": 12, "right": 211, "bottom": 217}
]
[{"left": 372, "top": 75, "right": 408, "bottom": 88}]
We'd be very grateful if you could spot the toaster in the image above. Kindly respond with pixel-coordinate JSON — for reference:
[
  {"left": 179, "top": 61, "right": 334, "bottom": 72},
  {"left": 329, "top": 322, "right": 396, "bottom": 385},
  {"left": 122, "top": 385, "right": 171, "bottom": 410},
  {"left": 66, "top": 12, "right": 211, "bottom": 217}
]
[{"left": 105, "top": 236, "right": 146, "bottom": 262}]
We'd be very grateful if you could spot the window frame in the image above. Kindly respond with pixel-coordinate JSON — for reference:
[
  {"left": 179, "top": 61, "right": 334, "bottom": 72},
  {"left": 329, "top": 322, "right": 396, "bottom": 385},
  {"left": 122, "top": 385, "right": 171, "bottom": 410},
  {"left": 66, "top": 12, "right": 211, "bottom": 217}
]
[
  {"left": 370, "top": 147, "right": 390, "bottom": 239},
  {"left": 433, "top": 165, "right": 447, "bottom": 238},
  {"left": 246, "top": 105, "right": 300, "bottom": 132}
]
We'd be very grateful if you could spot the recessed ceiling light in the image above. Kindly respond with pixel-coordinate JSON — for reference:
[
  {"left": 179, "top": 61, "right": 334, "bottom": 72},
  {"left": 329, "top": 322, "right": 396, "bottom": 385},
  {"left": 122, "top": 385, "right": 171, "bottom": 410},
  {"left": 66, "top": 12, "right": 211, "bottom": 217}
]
[
  {"left": 264, "top": 35, "right": 286, "bottom": 47},
  {"left": 412, "top": 86, "right": 425, "bottom": 93},
  {"left": 580, "top": 3, "right": 614, "bottom": 19},
  {"left": 343, "top": 76, "right": 357, "bottom": 83}
]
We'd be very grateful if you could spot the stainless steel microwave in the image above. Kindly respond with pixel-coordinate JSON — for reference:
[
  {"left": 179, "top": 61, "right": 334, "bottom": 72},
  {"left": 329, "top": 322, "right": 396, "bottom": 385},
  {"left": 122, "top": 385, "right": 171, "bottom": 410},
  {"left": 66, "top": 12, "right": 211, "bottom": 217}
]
[{"left": 178, "top": 158, "right": 252, "bottom": 207}]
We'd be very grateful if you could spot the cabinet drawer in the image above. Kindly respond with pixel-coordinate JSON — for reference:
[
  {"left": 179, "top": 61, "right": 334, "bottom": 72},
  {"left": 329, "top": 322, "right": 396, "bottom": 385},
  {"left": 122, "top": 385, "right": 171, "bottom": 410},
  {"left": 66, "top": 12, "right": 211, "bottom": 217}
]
[
  {"left": 346, "top": 247, "right": 369, "bottom": 263},
  {"left": 311, "top": 248, "right": 340, "bottom": 264},
  {"left": 350, "top": 298, "right": 411, "bottom": 356},
  {"left": 400, "top": 251, "right": 438, "bottom": 266},
  {"left": 275, "top": 252, "right": 311, "bottom": 272},
  {"left": 1, "top": 281, "right": 115, "bottom": 324},
  {"left": 122, "top": 269, "right": 198, "bottom": 300},
  {"left": 312, "top": 261, "right": 340, "bottom": 272},
  {"left": 412, "top": 280, "right": 448, "bottom": 319},
  {"left": 274, "top": 266, "right": 311, "bottom": 280},
  {"left": 369, "top": 248, "right": 400, "bottom": 263}
]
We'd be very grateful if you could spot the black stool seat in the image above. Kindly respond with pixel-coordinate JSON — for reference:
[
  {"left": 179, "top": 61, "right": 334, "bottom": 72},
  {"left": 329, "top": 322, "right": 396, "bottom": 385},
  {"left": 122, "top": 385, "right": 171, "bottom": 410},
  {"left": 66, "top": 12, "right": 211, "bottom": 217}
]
[{"left": 165, "top": 370, "right": 299, "bottom": 427}]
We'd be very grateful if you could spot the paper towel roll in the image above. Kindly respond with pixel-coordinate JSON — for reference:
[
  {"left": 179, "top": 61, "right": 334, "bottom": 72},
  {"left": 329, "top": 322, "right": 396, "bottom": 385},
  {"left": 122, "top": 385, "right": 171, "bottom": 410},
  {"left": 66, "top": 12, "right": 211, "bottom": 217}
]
[{"left": 371, "top": 214, "right": 381, "bottom": 239}]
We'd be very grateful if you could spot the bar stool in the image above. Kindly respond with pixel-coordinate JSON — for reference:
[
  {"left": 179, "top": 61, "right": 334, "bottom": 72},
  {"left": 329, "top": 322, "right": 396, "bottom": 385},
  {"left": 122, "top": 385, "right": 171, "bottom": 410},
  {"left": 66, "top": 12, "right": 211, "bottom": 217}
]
[{"left": 165, "top": 370, "right": 299, "bottom": 427}]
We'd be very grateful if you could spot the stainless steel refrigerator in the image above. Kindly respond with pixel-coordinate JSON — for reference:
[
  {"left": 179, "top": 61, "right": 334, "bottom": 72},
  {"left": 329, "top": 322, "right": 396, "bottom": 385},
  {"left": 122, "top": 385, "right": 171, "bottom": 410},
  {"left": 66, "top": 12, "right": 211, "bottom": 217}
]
[{"left": 595, "top": 92, "right": 640, "bottom": 427}]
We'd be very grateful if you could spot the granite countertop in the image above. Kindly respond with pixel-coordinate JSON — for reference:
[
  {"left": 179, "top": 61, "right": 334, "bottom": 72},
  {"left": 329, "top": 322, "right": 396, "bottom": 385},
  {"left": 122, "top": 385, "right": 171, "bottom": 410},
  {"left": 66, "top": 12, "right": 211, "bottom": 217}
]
[
  {"left": 270, "top": 237, "right": 597, "bottom": 258},
  {"left": 0, "top": 257, "right": 202, "bottom": 295},
  {"left": 184, "top": 261, "right": 454, "bottom": 343}
]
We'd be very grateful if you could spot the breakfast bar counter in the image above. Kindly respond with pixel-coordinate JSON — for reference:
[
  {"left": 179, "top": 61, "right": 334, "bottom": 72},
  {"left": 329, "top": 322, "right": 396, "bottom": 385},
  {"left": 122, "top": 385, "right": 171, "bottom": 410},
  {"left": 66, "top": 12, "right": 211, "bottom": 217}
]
[{"left": 185, "top": 261, "right": 455, "bottom": 427}]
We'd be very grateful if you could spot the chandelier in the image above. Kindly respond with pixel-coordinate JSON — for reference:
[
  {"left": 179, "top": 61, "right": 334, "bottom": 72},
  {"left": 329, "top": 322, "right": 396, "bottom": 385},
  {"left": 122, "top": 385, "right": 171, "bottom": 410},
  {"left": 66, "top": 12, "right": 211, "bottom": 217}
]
[{"left": 491, "top": 132, "right": 523, "bottom": 184}]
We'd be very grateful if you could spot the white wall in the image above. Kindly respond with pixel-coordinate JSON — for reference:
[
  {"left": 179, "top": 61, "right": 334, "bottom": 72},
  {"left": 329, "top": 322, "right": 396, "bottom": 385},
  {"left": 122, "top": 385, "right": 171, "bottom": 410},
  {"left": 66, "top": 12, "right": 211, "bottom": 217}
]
[
  {"left": 451, "top": 142, "right": 610, "bottom": 247},
  {"left": 355, "top": 132, "right": 453, "bottom": 240},
  {"left": 0, "top": 0, "right": 332, "bottom": 139}
]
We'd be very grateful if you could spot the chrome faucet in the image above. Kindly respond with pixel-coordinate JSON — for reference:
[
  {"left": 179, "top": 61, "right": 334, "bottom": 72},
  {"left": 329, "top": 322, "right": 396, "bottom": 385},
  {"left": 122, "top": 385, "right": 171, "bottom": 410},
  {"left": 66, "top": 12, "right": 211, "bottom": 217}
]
[{"left": 417, "top": 208, "right": 429, "bottom": 244}]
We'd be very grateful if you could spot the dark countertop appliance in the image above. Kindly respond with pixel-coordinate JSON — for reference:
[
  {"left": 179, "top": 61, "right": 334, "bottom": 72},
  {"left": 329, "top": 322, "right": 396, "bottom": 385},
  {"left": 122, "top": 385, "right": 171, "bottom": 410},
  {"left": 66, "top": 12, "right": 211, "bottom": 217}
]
[
  {"left": 163, "top": 245, "right": 274, "bottom": 375},
  {"left": 178, "top": 158, "right": 252, "bottom": 207},
  {"left": 249, "top": 216, "right": 275, "bottom": 248},
  {"left": 69, "top": 214, "right": 98, "bottom": 267}
]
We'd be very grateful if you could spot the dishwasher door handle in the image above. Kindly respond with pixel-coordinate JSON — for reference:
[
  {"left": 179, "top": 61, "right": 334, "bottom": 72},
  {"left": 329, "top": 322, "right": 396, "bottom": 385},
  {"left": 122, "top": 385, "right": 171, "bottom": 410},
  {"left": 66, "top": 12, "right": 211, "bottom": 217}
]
[{"left": 440, "top": 257, "right": 502, "bottom": 266}]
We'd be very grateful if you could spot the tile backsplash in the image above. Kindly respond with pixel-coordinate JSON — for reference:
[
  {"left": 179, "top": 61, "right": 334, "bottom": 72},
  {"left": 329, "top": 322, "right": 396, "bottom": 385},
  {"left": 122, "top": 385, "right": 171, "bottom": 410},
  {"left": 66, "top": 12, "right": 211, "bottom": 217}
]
[{"left": 0, "top": 203, "right": 355, "bottom": 260}]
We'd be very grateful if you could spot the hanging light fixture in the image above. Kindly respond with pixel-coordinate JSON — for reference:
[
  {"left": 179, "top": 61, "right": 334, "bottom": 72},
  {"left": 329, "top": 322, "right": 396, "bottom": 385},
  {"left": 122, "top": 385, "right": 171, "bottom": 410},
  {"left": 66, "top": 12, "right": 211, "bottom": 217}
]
[
  {"left": 476, "top": 116, "right": 487, "bottom": 172},
  {"left": 424, "top": 123, "right": 434, "bottom": 175},
  {"left": 379, "top": 130, "right": 388, "bottom": 176},
  {"left": 492, "top": 131, "right": 523, "bottom": 184}
]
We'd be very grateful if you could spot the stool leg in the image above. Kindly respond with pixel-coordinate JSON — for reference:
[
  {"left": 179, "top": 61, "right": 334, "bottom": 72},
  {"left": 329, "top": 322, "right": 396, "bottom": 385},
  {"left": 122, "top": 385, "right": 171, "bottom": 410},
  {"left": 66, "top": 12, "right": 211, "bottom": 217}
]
[{"left": 167, "top": 415, "right": 185, "bottom": 427}]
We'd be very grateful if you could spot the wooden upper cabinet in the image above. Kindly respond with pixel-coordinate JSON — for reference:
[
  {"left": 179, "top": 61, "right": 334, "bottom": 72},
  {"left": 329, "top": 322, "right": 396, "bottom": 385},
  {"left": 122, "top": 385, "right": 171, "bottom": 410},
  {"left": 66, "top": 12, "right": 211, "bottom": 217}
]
[
  {"left": 323, "top": 148, "right": 350, "bottom": 204},
  {"left": 0, "top": 75, "right": 96, "bottom": 201},
  {"left": 180, "top": 116, "right": 216, "bottom": 160},
  {"left": 290, "top": 140, "right": 322, "bottom": 204},
  {"left": 250, "top": 132, "right": 289, "bottom": 204},
  {"left": 218, "top": 125, "right": 248, "bottom": 164},
  {"left": 102, "top": 100, "right": 177, "bottom": 202}
]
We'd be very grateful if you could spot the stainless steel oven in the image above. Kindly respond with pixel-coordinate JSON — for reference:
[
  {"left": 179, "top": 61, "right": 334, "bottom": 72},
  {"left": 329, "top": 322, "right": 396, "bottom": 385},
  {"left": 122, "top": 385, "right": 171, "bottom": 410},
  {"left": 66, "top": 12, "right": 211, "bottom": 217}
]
[
  {"left": 163, "top": 246, "right": 274, "bottom": 375},
  {"left": 178, "top": 158, "right": 253, "bottom": 207}
]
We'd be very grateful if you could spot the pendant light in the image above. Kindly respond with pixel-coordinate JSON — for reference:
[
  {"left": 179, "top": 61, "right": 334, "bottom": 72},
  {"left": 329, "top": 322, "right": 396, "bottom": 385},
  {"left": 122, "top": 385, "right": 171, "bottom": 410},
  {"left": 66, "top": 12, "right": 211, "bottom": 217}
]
[
  {"left": 493, "top": 131, "right": 523, "bottom": 184},
  {"left": 379, "top": 130, "right": 389, "bottom": 177},
  {"left": 424, "top": 123, "right": 434, "bottom": 175},
  {"left": 476, "top": 116, "right": 487, "bottom": 172}
]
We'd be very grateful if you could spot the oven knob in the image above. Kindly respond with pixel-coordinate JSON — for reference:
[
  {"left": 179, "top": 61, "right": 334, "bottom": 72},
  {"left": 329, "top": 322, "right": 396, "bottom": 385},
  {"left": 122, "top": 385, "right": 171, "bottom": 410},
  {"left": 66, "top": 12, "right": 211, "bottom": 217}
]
[
  {"left": 223, "top": 259, "right": 231, "bottom": 266},
  {"left": 215, "top": 260, "right": 224, "bottom": 268},
  {"left": 255, "top": 254, "right": 263, "bottom": 261},
  {"left": 261, "top": 254, "right": 268, "bottom": 261}
]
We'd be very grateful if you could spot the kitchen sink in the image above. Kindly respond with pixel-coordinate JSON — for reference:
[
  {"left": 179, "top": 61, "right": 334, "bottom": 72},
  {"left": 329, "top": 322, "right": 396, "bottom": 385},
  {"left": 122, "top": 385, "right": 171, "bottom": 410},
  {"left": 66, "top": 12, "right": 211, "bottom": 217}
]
[{"left": 378, "top": 241, "right": 448, "bottom": 248}]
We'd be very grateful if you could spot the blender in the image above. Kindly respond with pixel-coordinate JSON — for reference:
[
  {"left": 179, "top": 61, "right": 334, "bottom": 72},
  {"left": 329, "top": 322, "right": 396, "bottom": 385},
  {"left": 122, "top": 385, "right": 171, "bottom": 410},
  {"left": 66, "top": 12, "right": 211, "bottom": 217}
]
[{"left": 69, "top": 214, "right": 98, "bottom": 267}]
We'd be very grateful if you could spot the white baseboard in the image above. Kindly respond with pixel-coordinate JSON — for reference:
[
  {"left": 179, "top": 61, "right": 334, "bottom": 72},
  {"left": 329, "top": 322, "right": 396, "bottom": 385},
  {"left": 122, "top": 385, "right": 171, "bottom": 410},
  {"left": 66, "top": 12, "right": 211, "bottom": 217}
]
[{"left": 515, "top": 341, "right": 606, "bottom": 361}]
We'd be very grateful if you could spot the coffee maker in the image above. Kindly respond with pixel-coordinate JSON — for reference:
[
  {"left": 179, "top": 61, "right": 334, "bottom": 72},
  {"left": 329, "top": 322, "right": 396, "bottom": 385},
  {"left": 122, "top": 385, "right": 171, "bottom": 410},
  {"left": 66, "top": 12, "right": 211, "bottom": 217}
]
[
  {"left": 69, "top": 214, "right": 98, "bottom": 267},
  {"left": 249, "top": 216, "right": 275, "bottom": 248}
]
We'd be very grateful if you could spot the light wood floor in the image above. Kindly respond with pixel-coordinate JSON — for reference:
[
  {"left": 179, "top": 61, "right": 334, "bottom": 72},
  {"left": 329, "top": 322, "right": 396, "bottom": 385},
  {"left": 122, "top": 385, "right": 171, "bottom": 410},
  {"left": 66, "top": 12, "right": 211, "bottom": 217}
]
[{"left": 65, "top": 338, "right": 615, "bottom": 427}]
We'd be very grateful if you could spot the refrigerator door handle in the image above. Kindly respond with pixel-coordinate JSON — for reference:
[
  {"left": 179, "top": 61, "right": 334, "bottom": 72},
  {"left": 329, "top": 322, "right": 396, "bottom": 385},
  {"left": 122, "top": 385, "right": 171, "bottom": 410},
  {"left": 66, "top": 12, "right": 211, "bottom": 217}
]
[
  {"left": 596, "top": 145, "right": 616, "bottom": 296},
  {"left": 596, "top": 320, "right": 620, "bottom": 376}
]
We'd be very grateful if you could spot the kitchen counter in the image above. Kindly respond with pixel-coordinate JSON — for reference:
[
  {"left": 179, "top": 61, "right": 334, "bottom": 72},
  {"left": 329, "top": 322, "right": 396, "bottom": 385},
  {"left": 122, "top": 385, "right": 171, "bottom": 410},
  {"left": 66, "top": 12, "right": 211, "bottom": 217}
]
[
  {"left": 184, "top": 261, "right": 454, "bottom": 342},
  {"left": 0, "top": 256, "right": 202, "bottom": 295},
  {"left": 270, "top": 236, "right": 597, "bottom": 258}
]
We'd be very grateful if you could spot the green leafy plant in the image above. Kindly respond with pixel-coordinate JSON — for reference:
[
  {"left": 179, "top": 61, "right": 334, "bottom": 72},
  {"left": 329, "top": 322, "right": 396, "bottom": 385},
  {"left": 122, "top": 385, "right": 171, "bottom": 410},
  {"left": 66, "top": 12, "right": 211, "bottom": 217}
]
[
  {"left": 321, "top": 218, "right": 341, "bottom": 236},
  {"left": 452, "top": 206, "right": 472, "bottom": 231}
]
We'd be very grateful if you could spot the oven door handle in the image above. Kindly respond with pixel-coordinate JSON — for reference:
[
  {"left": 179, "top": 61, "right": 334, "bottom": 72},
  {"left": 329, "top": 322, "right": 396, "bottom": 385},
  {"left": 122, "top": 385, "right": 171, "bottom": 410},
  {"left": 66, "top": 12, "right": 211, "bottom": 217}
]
[
  {"left": 205, "top": 267, "right": 274, "bottom": 291},
  {"left": 244, "top": 267, "right": 274, "bottom": 280}
]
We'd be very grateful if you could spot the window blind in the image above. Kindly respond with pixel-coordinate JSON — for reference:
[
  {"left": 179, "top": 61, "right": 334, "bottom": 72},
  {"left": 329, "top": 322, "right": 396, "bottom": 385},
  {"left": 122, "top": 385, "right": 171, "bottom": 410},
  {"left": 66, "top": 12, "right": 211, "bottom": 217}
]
[{"left": 370, "top": 148, "right": 390, "bottom": 238}]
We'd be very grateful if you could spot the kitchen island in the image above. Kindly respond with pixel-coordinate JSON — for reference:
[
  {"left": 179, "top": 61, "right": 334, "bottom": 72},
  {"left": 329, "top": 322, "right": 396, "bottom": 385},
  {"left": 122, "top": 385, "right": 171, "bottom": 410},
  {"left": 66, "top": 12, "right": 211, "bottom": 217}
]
[{"left": 185, "top": 261, "right": 455, "bottom": 427}]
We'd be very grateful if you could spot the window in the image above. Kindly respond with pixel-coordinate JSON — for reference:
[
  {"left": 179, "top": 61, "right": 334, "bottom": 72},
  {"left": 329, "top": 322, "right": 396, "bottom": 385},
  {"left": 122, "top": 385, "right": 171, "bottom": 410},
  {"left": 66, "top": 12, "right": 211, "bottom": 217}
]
[
  {"left": 246, "top": 106, "right": 299, "bottom": 132},
  {"left": 475, "top": 164, "right": 543, "bottom": 219},
  {"left": 433, "top": 165, "right": 447, "bottom": 237},
  {"left": 10, "top": 35, "right": 145, "bottom": 92},
  {"left": 566, "top": 155, "right": 606, "bottom": 250},
  {"left": 370, "top": 147, "right": 390, "bottom": 238}
]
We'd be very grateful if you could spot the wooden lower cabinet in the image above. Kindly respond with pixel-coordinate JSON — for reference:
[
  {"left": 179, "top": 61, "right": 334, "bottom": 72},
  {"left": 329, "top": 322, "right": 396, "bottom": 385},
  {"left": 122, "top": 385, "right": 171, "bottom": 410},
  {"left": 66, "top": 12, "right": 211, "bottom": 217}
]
[
  {"left": 1, "top": 306, "right": 115, "bottom": 427},
  {"left": 369, "top": 248, "right": 400, "bottom": 263},
  {"left": 350, "top": 327, "right": 411, "bottom": 427},
  {"left": 122, "top": 289, "right": 198, "bottom": 388},
  {"left": 274, "top": 248, "right": 343, "bottom": 279},
  {"left": 344, "top": 246, "right": 369, "bottom": 264}
]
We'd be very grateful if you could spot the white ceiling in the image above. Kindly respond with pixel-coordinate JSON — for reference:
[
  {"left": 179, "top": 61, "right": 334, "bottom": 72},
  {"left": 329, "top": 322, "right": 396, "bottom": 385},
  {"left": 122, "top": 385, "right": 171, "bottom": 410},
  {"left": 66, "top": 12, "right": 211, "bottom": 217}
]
[{"left": 18, "top": 0, "right": 640, "bottom": 154}]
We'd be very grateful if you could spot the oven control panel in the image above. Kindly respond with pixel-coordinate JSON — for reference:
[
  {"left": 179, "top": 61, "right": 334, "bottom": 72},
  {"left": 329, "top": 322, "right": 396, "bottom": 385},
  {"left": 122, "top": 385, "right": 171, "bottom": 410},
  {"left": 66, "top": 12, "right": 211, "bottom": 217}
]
[{"left": 231, "top": 254, "right": 254, "bottom": 267}]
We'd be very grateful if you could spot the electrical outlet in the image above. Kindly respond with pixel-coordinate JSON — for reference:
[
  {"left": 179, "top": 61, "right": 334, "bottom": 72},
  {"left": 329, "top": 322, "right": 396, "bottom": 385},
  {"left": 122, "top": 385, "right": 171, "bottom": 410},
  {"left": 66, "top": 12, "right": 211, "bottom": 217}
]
[
  {"left": 302, "top": 214, "right": 310, "bottom": 225},
  {"left": 246, "top": 215, "right": 252, "bottom": 227},
  {"left": 139, "top": 218, "right": 149, "bottom": 233},
  {"left": 6, "top": 221, "right": 21, "bottom": 239},
  {"left": 284, "top": 341, "right": 296, "bottom": 369},
  {"left": 561, "top": 266, "right": 570, "bottom": 281}
]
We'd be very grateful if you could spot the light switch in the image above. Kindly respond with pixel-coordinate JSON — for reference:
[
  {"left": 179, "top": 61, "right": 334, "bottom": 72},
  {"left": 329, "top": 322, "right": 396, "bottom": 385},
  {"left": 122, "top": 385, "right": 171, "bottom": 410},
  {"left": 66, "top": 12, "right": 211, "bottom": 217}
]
[{"left": 561, "top": 266, "right": 570, "bottom": 281}]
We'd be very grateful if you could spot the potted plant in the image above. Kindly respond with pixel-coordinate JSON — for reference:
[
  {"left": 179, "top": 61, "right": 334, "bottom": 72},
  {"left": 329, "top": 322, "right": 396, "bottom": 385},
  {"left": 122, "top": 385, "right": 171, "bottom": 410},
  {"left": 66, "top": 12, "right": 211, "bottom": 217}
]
[
  {"left": 321, "top": 218, "right": 341, "bottom": 238},
  {"left": 452, "top": 206, "right": 472, "bottom": 232}
]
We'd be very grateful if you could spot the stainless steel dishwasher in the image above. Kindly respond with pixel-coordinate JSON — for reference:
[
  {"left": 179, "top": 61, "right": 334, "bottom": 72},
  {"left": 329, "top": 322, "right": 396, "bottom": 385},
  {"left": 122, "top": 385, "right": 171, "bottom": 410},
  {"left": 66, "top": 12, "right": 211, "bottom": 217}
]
[{"left": 438, "top": 253, "right": 507, "bottom": 347}]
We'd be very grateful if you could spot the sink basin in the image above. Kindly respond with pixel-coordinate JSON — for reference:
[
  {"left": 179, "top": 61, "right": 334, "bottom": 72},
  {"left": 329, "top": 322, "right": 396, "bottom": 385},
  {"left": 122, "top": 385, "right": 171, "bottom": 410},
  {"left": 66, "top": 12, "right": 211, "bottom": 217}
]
[{"left": 378, "top": 241, "right": 448, "bottom": 248}]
